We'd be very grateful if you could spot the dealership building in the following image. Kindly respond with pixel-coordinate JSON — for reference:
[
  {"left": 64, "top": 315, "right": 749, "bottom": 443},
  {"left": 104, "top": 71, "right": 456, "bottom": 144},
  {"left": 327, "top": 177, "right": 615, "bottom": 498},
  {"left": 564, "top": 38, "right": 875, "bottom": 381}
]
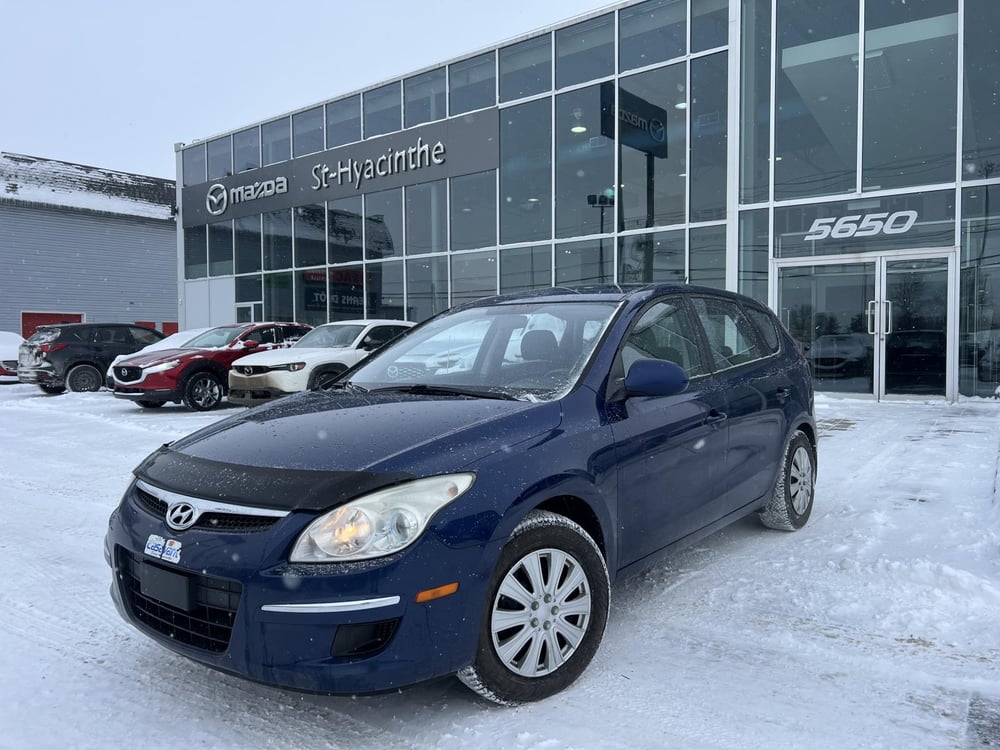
[{"left": 176, "top": 0, "right": 1000, "bottom": 401}]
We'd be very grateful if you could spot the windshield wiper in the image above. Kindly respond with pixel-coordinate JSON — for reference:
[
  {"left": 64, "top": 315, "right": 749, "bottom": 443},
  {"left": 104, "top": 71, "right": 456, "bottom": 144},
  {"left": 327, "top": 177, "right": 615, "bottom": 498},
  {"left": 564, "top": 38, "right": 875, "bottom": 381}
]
[
  {"left": 368, "top": 384, "right": 520, "bottom": 401},
  {"left": 320, "top": 380, "right": 369, "bottom": 394}
]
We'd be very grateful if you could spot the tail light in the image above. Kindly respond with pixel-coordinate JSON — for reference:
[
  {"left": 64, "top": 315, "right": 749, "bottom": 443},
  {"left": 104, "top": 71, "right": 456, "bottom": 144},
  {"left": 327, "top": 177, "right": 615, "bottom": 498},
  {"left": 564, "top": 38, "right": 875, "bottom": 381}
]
[{"left": 38, "top": 343, "right": 68, "bottom": 353}]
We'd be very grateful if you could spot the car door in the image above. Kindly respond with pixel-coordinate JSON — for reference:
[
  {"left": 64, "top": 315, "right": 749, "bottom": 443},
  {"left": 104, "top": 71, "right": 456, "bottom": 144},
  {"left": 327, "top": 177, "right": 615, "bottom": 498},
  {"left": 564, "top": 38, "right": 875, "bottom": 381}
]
[
  {"left": 610, "top": 297, "right": 730, "bottom": 567},
  {"left": 689, "top": 296, "right": 788, "bottom": 513}
]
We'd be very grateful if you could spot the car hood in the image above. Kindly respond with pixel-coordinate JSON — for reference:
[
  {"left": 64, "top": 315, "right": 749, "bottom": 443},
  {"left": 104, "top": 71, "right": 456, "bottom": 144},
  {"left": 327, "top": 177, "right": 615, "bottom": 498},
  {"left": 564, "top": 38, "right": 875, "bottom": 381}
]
[
  {"left": 117, "top": 347, "right": 223, "bottom": 367},
  {"left": 231, "top": 347, "right": 347, "bottom": 366},
  {"left": 134, "top": 389, "right": 560, "bottom": 512}
]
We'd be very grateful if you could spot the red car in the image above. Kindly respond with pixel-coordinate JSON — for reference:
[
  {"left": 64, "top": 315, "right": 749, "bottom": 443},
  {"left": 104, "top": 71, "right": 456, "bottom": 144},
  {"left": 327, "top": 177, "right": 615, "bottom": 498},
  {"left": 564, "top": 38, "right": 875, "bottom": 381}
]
[{"left": 111, "top": 322, "right": 311, "bottom": 410}]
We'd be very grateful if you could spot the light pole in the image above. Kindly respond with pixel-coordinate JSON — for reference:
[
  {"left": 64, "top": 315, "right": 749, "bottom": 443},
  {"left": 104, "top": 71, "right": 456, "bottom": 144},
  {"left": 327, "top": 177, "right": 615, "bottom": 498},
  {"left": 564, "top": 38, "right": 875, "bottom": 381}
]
[{"left": 588, "top": 193, "right": 614, "bottom": 282}]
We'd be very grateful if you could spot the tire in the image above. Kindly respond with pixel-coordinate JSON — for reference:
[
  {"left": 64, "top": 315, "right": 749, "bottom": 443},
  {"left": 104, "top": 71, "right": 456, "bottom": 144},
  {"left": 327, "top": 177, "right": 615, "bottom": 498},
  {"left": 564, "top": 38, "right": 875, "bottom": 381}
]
[
  {"left": 183, "top": 372, "right": 224, "bottom": 411},
  {"left": 759, "top": 430, "right": 816, "bottom": 531},
  {"left": 309, "top": 366, "right": 346, "bottom": 390},
  {"left": 136, "top": 400, "right": 165, "bottom": 409},
  {"left": 38, "top": 384, "right": 65, "bottom": 395},
  {"left": 457, "top": 510, "right": 610, "bottom": 706},
  {"left": 66, "top": 364, "right": 103, "bottom": 393}
]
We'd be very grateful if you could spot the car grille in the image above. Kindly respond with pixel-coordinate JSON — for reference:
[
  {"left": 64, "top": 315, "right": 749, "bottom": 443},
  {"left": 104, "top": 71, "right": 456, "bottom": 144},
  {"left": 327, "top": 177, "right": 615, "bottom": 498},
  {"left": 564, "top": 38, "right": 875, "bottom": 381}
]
[
  {"left": 116, "top": 547, "right": 242, "bottom": 653},
  {"left": 116, "top": 366, "right": 143, "bottom": 382},
  {"left": 234, "top": 365, "right": 271, "bottom": 376},
  {"left": 134, "top": 486, "right": 281, "bottom": 533}
]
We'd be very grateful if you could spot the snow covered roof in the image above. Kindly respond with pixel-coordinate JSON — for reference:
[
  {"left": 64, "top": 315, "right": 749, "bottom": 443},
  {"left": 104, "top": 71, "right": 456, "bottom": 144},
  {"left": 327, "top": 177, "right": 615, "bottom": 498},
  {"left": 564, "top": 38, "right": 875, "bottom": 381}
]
[{"left": 0, "top": 152, "right": 175, "bottom": 221}]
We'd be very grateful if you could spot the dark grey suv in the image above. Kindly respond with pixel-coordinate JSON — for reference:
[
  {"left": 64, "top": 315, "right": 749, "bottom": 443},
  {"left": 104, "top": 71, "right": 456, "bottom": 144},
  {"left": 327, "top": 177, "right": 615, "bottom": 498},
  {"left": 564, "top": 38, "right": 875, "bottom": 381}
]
[{"left": 18, "top": 323, "right": 164, "bottom": 394}]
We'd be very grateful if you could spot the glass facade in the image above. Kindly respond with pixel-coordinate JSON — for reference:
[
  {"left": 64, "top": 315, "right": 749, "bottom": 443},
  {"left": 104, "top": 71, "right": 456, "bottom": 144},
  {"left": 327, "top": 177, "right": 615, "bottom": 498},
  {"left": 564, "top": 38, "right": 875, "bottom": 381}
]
[{"left": 176, "top": 1, "right": 1000, "bottom": 400}]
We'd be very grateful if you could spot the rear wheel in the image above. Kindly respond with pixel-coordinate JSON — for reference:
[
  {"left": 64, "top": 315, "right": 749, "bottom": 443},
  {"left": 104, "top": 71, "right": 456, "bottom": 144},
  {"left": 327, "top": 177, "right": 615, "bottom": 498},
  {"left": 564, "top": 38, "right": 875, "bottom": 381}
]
[
  {"left": 759, "top": 430, "right": 816, "bottom": 531},
  {"left": 183, "top": 372, "right": 224, "bottom": 411},
  {"left": 38, "top": 384, "right": 65, "bottom": 395},
  {"left": 457, "top": 511, "right": 609, "bottom": 705},
  {"left": 136, "top": 400, "right": 165, "bottom": 409},
  {"left": 66, "top": 364, "right": 103, "bottom": 392}
]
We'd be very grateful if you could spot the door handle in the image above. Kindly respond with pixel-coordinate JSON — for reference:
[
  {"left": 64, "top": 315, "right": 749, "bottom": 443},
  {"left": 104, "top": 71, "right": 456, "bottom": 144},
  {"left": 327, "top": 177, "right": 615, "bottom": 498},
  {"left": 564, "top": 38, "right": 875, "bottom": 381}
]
[
  {"left": 884, "top": 300, "right": 893, "bottom": 335},
  {"left": 776, "top": 387, "right": 790, "bottom": 404},
  {"left": 705, "top": 409, "right": 728, "bottom": 426},
  {"left": 866, "top": 300, "right": 877, "bottom": 335}
]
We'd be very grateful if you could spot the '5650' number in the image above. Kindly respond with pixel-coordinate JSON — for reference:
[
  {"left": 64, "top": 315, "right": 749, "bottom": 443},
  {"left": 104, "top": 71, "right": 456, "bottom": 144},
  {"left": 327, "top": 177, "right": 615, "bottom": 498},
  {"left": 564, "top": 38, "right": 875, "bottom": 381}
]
[{"left": 803, "top": 210, "right": 918, "bottom": 241}]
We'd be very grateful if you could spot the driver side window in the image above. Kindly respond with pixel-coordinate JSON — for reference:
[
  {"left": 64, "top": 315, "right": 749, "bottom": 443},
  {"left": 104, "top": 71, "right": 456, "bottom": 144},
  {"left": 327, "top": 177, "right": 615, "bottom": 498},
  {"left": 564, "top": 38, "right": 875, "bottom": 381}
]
[{"left": 622, "top": 300, "right": 706, "bottom": 377}]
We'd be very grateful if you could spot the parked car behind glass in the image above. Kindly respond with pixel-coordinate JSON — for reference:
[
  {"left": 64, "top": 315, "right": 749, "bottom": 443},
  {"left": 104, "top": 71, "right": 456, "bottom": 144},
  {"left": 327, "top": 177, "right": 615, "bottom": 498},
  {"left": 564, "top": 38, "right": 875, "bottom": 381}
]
[
  {"left": 105, "top": 284, "right": 816, "bottom": 705},
  {"left": 111, "top": 322, "right": 311, "bottom": 411},
  {"left": 228, "top": 319, "right": 414, "bottom": 407},
  {"left": 18, "top": 323, "right": 164, "bottom": 393}
]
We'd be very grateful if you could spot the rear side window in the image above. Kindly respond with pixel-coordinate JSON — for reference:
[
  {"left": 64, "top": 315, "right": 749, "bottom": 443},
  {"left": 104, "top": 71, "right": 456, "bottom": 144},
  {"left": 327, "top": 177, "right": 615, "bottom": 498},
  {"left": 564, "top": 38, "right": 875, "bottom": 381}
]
[
  {"left": 691, "top": 297, "right": 767, "bottom": 371},
  {"left": 622, "top": 299, "right": 707, "bottom": 377},
  {"left": 744, "top": 306, "right": 781, "bottom": 354},
  {"left": 131, "top": 327, "right": 162, "bottom": 346}
]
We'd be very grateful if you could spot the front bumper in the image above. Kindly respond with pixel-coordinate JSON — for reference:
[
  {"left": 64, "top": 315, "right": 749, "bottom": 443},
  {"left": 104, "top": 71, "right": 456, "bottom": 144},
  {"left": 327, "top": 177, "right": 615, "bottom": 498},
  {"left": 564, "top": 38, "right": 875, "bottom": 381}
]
[
  {"left": 228, "top": 386, "right": 294, "bottom": 407},
  {"left": 228, "top": 371, "right": 305, "bottom": 406},
  {"left": 104, "top": 487, "right": 491, "bottom": 695}
]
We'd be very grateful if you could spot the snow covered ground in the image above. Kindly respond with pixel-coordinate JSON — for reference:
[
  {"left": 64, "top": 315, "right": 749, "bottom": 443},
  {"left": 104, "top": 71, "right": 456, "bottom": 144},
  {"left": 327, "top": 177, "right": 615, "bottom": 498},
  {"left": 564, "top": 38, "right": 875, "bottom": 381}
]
[{"left": 1, "top": 384, "right": 998, "bottom": 749}]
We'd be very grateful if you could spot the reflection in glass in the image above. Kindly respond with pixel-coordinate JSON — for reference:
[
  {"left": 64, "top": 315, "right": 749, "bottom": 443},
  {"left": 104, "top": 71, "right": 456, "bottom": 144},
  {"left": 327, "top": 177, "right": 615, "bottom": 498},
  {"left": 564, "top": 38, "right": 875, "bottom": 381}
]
[
  {"left": 405, "top": 68, "right": 447, "bottom": 127},
  {"left": 407, "top": 256, "right": 449, "bottom": 322},
  {"left": 556, "top": 14, "right": 614, "bottom": 89},
  {"left": 294, "top": 205, "right": 326, "bottom": 267},
  {"left": 234, "top": 128, "right": 260, "bottom": 173},
  {"left": 620, "top": 0, "right": 685, "bottom": 71},
  {"left": 555, "top": 86, "right": 614, "bottom": 238},
  {"left": 406, "top": 180, "right": 447, "bottom": 255},
  {"left": 208, "top": 220, "right": 233, "bottom": 276},
  {"left": 292, "top": 107, "right": 324, "bottom": 157},
  {"left": 296, "top": 268, "right": 329, "bottom": 326},
  {"left": 690, "top": 52, "right": 728, "bottom": 222},
  {"left": 692, "top": 0, "right": 729, "bottom": 52},
  {"left": 236, "top": 275, "right": 262, "bottom": 304},
  {"left": 364, "top": 82, "right": 402, "bottom": 139},
  {"left": 368, "top": 261, "right": 404, "bottom": 319},
  {"left": 884, "top": 259, "right": 948, "bottom": 396},
  {"left": 774, "top": 0, "right": 859, "bottom": 200},
  {"left": 500, "top": 35, "right": 551, "bottom": 102},
  {"left": 618, "top": 230, "right": 684, "bottom": 283},
  {"left": 451, "top": 171, "right": 496, "bottom": 251},
  {"left": 960, "top": 186, "right": 1000, "bottom": 396},
  {"left": 450, "top": 53, "right": 495, "bottom": 115},
  {"left": 689, "top": 224, "right": 726, "bottom": 289},
  {"left": 619, "top": 65, "right": 687, "bottom": 230},
  {"left": 451, "top": 251, "right": 497, "bottom": 305},
  {"left": 207, "top": 137, "right": 232, "bottom": 180},
  {"left": 555, "top": 239, "right": 614, "bottom": 285},
  {"left": 235, "top": 215, "right": 262, "bottom": 275},
  {"left": 501, "top": 245, "right": 552, "bottom": 292},
  {"left": 328, "top": 196, "right": 363, "bottom": 264},
  {"left": 738, "top": 208, "right": 769, "bottom": 303},
  {"left": 365, "top": 188, "right": 402, "bottom": 259},
  {"left": 263, "top": 272, "right": 293, "bottom": 321},
  {"left": 263, "top": 209, "right": 293, "bottom": 270},
  {"left": 501, "top": 99, "right": 551, "bottom": 244},
  {"left": 184, "top": 225, "right": 207, "bottom": 279},
  {"left": 327, "top": 96, "right": 361, "bottom": 149},
  {"left": 328, "top": 265, "right": 366, "bottom": 321},
  {"left": 262, "top": 118, "right": 290, "bottom": 166},
  {"left": 863, "top": 1, "right": 957, "bottom": 191},
  {"left": 963, "top": 1, "right": 1000, "bottom": 180},
  {"left": 182, "top": 146, "right": 205, "bottom": 187},
  {"left": 740, "top": 0, "right": 771, "bottom": 204}
]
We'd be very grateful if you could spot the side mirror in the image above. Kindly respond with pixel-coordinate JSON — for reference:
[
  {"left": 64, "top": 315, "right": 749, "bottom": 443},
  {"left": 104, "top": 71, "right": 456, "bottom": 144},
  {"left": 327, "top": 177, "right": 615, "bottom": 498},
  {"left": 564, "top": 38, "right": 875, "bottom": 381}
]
[
  {"left": 242, "top": 339, "right": 260, "bottom": 349},
  {"left": 624, "top": 359, "right": 689, "bottom": 398}
]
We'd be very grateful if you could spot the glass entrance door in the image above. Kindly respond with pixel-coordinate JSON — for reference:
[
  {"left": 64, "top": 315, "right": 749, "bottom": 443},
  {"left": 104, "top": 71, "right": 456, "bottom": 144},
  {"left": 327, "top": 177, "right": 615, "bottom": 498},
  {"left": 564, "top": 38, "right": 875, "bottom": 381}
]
[{"left": 776, "top": 253, "right": 955, "bottom": 399}]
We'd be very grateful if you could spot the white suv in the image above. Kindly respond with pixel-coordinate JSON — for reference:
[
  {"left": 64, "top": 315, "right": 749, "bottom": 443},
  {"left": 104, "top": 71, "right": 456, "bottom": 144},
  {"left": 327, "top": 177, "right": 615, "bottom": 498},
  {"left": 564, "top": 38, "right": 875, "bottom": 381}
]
[{"left": 228, "top": 319, "right": 413, "bottom": 406}]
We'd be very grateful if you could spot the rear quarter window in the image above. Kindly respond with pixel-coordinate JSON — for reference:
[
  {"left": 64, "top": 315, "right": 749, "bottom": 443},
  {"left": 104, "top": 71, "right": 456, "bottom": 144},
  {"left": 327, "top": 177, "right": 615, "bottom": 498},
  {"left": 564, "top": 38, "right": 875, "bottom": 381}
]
[{"left": 745, "top": 306, "right": 781, "bottom": 354}]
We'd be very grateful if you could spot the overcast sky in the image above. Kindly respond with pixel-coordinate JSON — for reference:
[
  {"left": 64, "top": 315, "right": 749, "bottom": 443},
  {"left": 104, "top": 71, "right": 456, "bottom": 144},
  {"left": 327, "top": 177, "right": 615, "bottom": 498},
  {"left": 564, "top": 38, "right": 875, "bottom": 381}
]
[{"left": 2, "top": 0, "right": 615, "bottom": 181}]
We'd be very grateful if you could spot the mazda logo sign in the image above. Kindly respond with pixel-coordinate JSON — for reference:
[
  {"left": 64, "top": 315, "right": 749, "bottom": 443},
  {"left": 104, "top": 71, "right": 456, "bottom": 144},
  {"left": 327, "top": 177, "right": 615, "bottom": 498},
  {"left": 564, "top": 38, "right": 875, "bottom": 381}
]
[
  {"left": 206, "top": 183, "right": 228, "bottom": 216},
  {"left": 166, "top": 501, "right": 199, "bottom": 531}
]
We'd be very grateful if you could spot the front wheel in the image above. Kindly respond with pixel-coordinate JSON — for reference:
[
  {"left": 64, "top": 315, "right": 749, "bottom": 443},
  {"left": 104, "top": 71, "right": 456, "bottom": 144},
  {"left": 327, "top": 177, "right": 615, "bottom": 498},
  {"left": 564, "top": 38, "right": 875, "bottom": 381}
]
[
  {"left": 457, "top": 510, "right": 609, "bottom": 705},
  {"left": 66, "top": 364, "right": 103, "bottom": 392},
  {"left": 309, "top": 366, "right": 346, "bottom": 390},
  {"left": 759, "top": 430, "right": 816, "bottom": 531},
  {"left": 183, "top": 372, "right": 224, "bottom": 411}
]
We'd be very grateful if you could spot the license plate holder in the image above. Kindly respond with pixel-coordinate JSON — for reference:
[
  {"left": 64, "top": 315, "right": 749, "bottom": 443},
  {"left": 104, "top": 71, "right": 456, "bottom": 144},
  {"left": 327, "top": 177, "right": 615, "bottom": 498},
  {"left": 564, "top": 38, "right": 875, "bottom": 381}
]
[{"left": 140, "top": 562, "right": 194, "bottom": 612}]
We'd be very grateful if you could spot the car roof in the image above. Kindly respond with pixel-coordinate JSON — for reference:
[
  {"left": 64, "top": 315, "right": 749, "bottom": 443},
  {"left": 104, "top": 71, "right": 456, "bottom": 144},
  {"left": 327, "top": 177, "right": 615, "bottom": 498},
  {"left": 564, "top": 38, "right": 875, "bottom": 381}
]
[
  {"left": 455, "top": 283, "right": 759, "bottom": 309},
  {"left": 315, "top": 319, "right": 414, "bottom": 327}
]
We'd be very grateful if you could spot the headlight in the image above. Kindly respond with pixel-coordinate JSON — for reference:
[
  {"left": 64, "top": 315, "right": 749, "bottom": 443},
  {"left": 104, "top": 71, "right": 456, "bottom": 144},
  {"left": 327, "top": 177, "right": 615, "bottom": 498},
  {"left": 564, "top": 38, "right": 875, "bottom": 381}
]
[
  {"left": 289, "top": 473, "right": 475, "bottom": 563},
  {"left": 285, "top": 362, "right": 307, "bottom": 372},
  {"left": 141, "top": 359, "right": 181, "bottom": 374}
]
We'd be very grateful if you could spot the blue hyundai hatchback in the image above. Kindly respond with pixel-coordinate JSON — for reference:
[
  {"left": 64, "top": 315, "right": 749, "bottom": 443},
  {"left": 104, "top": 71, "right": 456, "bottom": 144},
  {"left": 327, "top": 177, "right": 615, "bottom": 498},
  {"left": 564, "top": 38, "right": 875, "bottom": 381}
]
[{"left": 105, "top": 284, "right": 816, "bottom": 704}]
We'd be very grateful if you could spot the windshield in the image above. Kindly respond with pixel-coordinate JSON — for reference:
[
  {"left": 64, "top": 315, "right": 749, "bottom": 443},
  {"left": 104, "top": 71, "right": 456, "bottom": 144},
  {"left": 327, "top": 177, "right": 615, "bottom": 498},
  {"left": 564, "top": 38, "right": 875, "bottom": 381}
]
[
  {"left": 347, "top": 301, "right": 618, "bottom": 400},
  {"left": 294, "top": 324, "right": 364, "bottom": 348},
  {"left": 182, "top": 327, "right": 247, "bottom": 348}
]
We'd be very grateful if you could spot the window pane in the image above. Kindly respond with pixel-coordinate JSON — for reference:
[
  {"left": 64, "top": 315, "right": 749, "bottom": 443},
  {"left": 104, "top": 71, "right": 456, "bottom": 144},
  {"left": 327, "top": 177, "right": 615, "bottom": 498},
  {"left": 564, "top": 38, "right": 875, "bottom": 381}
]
[
  {"left": 960, "top": 185, "right": 1000, "bottom": 396},
  {"left": 364, "top": 82, "right": 402, "bottom": 138},
  {"left": 365, "top": 188, "right": 403, "bottom": 259},
  {"left": 184, "top": 225, "right": 207, "bottom": 279},
  {"left": 774, "top": 0, "right": 859, "bottom": 200},
  {"left": 263, "top": 272, "right": 293, "bottom": 321},
  {"left": 451, "top": 170, "right": 496, "bottom": 251},
  {"left": 328, "top": 196, "right": 363, "bottom": 264},
  {"left": 618, "top": 229, "right": 684, "bottom": 283},
  {"left": 368, "top": 261, "right": 404, "bottom": 319},
  {"left": 327, "top": 96, "right": 361, "bottom": 149},
  {"left": 501, "top": 98, "right": 552, "bottom": 244},
  {"left": 740, "top": 0, "right": 771, "bottom": 204},
  {"left": 738, "top": 208, "right": 769, "bottom": 304},
  {"left": 293, "top": 107, "right": 324, "bottom": 157},
  {"left": 862, "top": 0, "right": 957, "bottom": 191},
  {"left": 406, "top": 256, "right": 449, "bottom": 322},
  {"left": 623, "top": 299, "right": 707, "bottom": 376},
  {"left": 405, "top": 68, "right": 447, "bottom": 127},
  {"left": 554, "top": 238, "right": 614, "bottom": 285},
  {"left": 235, "top": 215, "right": 262, "bottom": 274},
  {"left": 262, "top": 209, "right": 293, "bottom": 270},
  {"left": 556, "top": 14, "right": 614, "bottom": 89},
  {"left": 208, "top": 220, "right": 233, "bottom": 276},
  {"left": 233, "top": 127, "right": 260, "bottom": 173},
  {"left": 262, "top": 118, "right": 290, "bottom": 166},
  {"left": 207, "top": 137, "right": 232, "bottom": 180},
  {"left": 619, "top": 65, "right": 687, "bottom": 230},
  {"left": 235, "top": 274, "right": 261, "bottom": 303},
  {"left": 964, "top": 0, "right": 1000, "bottom": 180},
  {"left": 692, "top": 296, "right": 766, "bottom": 369},
  {"left": 294, "top": 204, "right": 326, "bottom": 267},
  {"left": 501, "top": 245, "right": 551, "bottom": 292},
  {"left": 329, "top": 266, "right": 366, "bottom": 320},
  {"left": 690, "top": 52, "right": 728, "bottom": 222},
  {"left": 182, "top": 145, "right": 205, "bottom": 187},
  {"left": 451, "top": 250, "right": 497, "bottom": 305},
  {"left": 556, "top": 85, "right": 615, "bottom": 238},
  {"left": 406, "top": 180, "right": 448, "bottom": 255},
  {"left": 296, "top": 269, "right": 328, "bottom": 326},
  {"left": 620, "top": 0, "right": 686, "bottom": 71},
  {"left": 500, "top": 35, "right": 551, "bottom": 102},
  {"left": 689, "top": 224, "right": 726, "bottom": 289},
  {"left": 692, "top": 0, "right": 729, "bottom": 52},
  {"left": 450, "top": 53, "right": 495, "bottom": 115}
]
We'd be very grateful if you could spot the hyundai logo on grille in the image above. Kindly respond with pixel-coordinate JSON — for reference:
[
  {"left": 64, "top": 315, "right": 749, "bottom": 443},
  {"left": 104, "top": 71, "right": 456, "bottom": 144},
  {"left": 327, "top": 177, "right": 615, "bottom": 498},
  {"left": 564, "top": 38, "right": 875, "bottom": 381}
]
[{"left": 166, "top": 502, "right": 199, "bottom": 531}]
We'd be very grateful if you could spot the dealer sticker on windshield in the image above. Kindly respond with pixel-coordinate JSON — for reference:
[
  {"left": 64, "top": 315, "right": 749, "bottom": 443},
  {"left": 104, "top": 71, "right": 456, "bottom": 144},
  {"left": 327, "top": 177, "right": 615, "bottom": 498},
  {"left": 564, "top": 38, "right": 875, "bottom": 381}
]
[{"left": 144, "top": 534, "right": 182, "bottom": 564}]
